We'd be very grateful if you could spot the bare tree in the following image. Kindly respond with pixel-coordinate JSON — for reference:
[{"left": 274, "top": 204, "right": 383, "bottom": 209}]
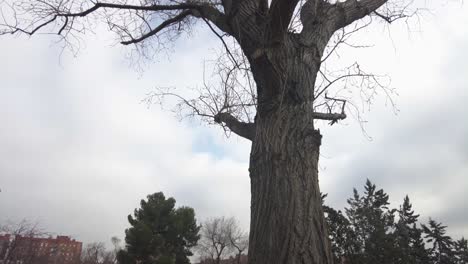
[
  {"left": 197, "top": 217, "right": 248, "bottom": 264},
  {"left": 109, "top": 236, "right": 121, "bottom": 264},
  {"left": 81, "top": 242, "right": 116, "bottom": 264},
  {"left": 110, "top": 237, "right": 121, "bottom": 252},
  {"left": 198, "top": 217, "right": 233, "bottom": 264},
  {"left": 0, "top": 219, "right": 47, "bottom": 264},
  {"left": 81, "top": 243, "right": 104, "bottom": 264},
  {"left": 226, "top": 218, "right": 248, "bottom": 264},
  {"left": 0, "top": 0, "right": 426, "bottom": 263}
]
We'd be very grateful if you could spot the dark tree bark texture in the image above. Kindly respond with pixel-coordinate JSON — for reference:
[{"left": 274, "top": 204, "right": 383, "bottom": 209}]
[
  {"left": 250, "top": 108, "right": 331, "bottom": 264},
  {"left": 244, "top": 27, "right": 335, "bottom": 263}
]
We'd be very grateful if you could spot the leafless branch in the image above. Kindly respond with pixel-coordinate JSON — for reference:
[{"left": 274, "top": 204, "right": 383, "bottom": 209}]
[
  {"left": 0, "top": 0, "right": 419, "bottom": 137},
  {"left": 144, "top": 40, "right": 257, "bottom": 140},
  {"left": 0, "top": 0, "right": 229, "bottom": 56},
  {"left": 121, "top": 10, "right": 192, "bottom": 45},
  {"left": 330, "top": 0, "right": 420, "bottom": 31},
  {"left": 321, "top": 19, "right": 373, "bottom": 64},
  {"left": 313, "top": 61, "right": 396, "bottom": 128}
]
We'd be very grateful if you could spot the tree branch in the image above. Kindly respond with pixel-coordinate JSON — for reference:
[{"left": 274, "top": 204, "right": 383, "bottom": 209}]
[
  {"left": 201, "top": 17, "right": 239, "bottom": 68},
  {"left": 59, "top": 2, "right": 202, "bottom": 17},
  {"left": 313, "top": 94, "right": 347, "bottom": 125},
  {"left": 2, "top": 1, "right": 231, "bottom": 38},
  {"left": 268, "top": 0, "right": 300, "bottom": 40},
  {"left": 221, "top": 0, "right": 233, "bottom": 15},
  {"left": 331, "top": 0, "right": 388, "bottom": 30},
  {"left": 298, "top": 0, "right": 334, "bottom": 42},
  {"left": 121, "top": 10, "right": 192, "bottom": 45},
  {"left": 214, "top": 112, "right": 256, "bottom": 141},
  {"left": 195, "top": 5, "right": 232, "bottom": 34},
  {"left": 259, "top": 0, "right": 269, "bottom": 14},
  {"left": 311, "top": 112, "right": 347, "bottom": 122},
  {"left": 300, "top": 0, "right": 320, "bottom": 26}
]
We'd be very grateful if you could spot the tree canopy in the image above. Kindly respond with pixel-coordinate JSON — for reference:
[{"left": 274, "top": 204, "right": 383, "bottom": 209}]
[
  {"left": 0, "top": 0, "right": 417, "bottom": 133},
  {"left": 323, "top": 180, "right": 467, "bottom": 264},
  {"left": 117, "top": 192, "right": 200, "bottom": 264}
]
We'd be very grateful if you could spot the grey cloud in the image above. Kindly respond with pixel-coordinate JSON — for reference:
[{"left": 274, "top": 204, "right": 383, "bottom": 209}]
[
  {"left": 0, "top": 26, "right": 252, "bottom": 246},
  {"left": 319, "top": 22, "right": 468, "bottom": 240}
]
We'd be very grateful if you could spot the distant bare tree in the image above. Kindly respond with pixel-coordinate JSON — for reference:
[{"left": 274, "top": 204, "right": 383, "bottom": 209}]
[
  {"left": 110, "top": 237, "right": 121, "bottom": 252},
  {"left": 197, "top": 217, "right": 248, "bottom": 264},
  {"left": 81, "top": 242, "right": 116, "bottom": 264},
  {"left": 226, "top": 219, "right": 248, "bottom": 264},
  {"left": 109, "top": 236, "right": 121, "bottom": 263},
  {"left": 0, "top": 219, "right": 47, "bottom": 264},
  {"left": 198, "top": 217, "right": 233, "bottom": 264}
]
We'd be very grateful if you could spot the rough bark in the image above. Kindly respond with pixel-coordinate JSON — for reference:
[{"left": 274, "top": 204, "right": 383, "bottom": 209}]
[
  {"left": 244, "top": 26, "right": 334, "bottom": 262},
  {"left": 248, "top": 105, "right": 333, "bottom": 264}
]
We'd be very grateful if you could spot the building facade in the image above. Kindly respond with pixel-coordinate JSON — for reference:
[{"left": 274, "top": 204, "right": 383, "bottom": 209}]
[
  {"left": 0, "top": 235, "right": 82, "bottom": 264},
  {"left": 0, "top": 235, "right": 11, "bottom": 261}
]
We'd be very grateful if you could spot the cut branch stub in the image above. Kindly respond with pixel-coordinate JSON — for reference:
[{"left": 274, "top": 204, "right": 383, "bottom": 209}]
[
  {"left": 312, "top": 112, "right": 347, "bottom": 125},
  {"left": 214, "top": 112, "right": 256, "bottom": 141}
]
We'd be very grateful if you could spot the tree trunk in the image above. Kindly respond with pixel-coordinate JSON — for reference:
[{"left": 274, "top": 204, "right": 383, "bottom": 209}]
[{"left": 247, "top": 104, "right": 333, "bottom": 264}]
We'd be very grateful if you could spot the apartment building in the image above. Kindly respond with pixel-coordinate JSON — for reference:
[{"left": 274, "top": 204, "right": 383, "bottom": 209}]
[{"left": 0, "top": 234, "right": 82, "bottom": 264}]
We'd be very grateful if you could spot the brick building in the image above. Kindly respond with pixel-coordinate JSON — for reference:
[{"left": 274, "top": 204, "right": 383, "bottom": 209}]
[
  {"left": 0, "top": 235, "right": 82, "bottom": 264},
  {"left": 0, "top": 235, "right": 11, "bottom": 261}
]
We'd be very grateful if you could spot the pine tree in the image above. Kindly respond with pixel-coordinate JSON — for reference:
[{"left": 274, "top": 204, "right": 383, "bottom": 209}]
[
  {"left": 117, "top": 192, "right": 200, "bottom": 264},
  {"left": 394, "top": 196, "right": 430, "bottom": 264},
  {"left": 324, "top": 180, "right": 468, "bottom": 264},
  {"left": 454, "top": 238, "right": 468, "bottom": 264},
  {"left": 344, "top": 180, "right": 396, "bottom": 264},
  {"left": 422, "top": 219, "right": 455, "bottom": 264},
  {"left": 322, "top": 194, "right": 355, "bottom": 264},
  {"left": 411, "top": 223, "right": 432, "bottom": 264}
]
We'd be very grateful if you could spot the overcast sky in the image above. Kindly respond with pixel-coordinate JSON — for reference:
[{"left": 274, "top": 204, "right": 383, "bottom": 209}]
[{"left": 0, "top": 1, "right": 467, "bottom": 249}]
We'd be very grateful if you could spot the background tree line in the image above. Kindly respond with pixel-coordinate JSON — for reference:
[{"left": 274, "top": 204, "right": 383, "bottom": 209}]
[
  {"left": 3, "top": 185, "right": 467, "bottom": 264},
  {"left": 323, "top": 179, "right": 468, "bottom": 264},
  {"left": 113, "top": 192, "right": 248, "bottom": 264},
  {"left": 67, "top": 184, "right": 468, "bottom": 264}
]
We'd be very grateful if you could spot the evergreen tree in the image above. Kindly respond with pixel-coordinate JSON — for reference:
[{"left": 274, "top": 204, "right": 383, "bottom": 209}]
[
  {"left": 117, "top": 192, "right": 200, "bottom": 264},
  {"left": 344, "top": 180, "right": 396, "bottom": 264},
  {"left": 394, "top": 196, "right": 430, "bottom": 264},
  {"left": 410, "top": 223, "right": 432, "bottom": 264},
  {"left": 422, "top": 219, "right": 455, "bottom": 264},
  {"left": 324, "top": 180, "right": 466, "bottom": 264},
  {"left": 322, "top": 194, "right": 355, "bottom": 264},
  {"left": 454, "top": 238, "right": 468, "bottom": 264}
]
